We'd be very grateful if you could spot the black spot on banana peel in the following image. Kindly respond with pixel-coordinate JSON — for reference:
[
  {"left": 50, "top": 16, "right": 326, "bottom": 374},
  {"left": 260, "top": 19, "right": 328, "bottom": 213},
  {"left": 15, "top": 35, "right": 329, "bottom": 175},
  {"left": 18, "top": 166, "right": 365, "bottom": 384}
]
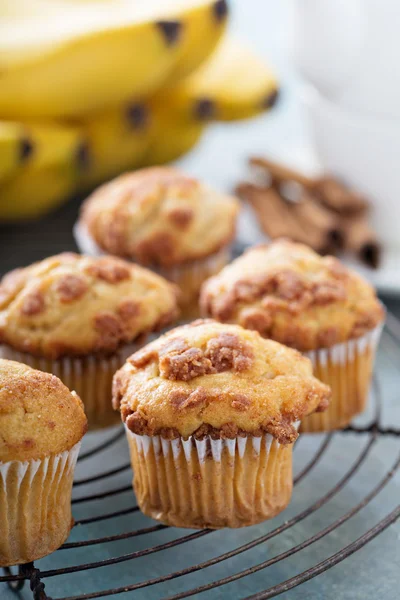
[
  {"left": 156, "top": 20, "right": 183, "bottom": 46},
  {"left": 19, "top": 137, "right": 34, "bottom": 163},
  {"left": 76, "top": 142, "right": 91, "bottom": 171},
  {"left": 194, "top": 98, "right": 217, "bottom": 121},
  {"left": 262, "top": 88, "right": 280, "bottom": 109},
  {"left": 126, "top": 103, "right": 149, "bottom": 130},
  {"left": 213, "top": 0, "right": 229, "bottom": 22}
]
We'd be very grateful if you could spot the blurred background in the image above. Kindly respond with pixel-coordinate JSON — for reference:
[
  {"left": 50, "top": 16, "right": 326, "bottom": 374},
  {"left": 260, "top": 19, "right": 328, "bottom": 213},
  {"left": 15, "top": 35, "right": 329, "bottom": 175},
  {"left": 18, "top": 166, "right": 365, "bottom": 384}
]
[
  {"left": 0, "top": 0, "right": 320, "bottom": 270},
  {"left": 1, "top": 0, "right": 400, "bottom": 284}
]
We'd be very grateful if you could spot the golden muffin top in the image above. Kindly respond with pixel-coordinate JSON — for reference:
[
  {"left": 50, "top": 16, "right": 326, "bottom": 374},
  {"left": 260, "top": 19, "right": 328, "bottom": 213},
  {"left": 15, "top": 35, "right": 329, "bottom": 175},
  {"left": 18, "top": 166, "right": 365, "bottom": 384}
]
[
  {"left": 79, "top": 166, "right": 239, "bottom": 267},
  {"left": 0, "top": 359, "right": 87, "bottom": 462},
  {"left": 0, "top": 253, "right": 179, "bottom": 359},
  {"left": 200, "top": 240, "right": 384, "bottom": 351},
  {"left": 113, "top": 320, "right": 330, "bottom": 444}
]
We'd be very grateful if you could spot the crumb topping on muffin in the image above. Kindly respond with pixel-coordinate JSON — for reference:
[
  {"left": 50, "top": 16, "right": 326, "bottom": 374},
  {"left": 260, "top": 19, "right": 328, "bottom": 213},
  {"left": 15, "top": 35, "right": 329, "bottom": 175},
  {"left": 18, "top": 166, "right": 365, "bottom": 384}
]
[
  {"left": 0, "top": 253, "right": 179, "bottom": 358},
  {"left": 0, "top": 359, "right": 87, "bottom": 462},
  {"left": 113, "top": 320, "right": 330, "bottom": 444},
  {"left": 79, "top": 166, "right": 239, "bottom": 266},
  {"left": 200, "top": 240, "right": 384, "bottom": 351}
]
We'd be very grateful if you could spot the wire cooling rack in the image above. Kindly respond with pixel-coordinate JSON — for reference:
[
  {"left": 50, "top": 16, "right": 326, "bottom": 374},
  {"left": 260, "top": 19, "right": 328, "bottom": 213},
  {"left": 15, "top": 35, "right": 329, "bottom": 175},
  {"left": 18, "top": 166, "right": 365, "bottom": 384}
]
[
  {"left": 1, "top": 312, "right": 399, "bottom": 599},
  {"left": 0, "top": 201, "right": 399, "bottom": 599}
]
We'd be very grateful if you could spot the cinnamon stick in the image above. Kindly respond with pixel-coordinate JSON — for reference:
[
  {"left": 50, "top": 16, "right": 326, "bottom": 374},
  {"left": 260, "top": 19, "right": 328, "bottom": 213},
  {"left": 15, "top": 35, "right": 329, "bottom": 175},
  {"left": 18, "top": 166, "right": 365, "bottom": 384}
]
[
  {"left": 314, "top": 177, "right": 369, "bottom": 216},
  {"left": 249, "top": 156, "right": 314, "bottom": 188},
  {"left": 290, "top": 191, "right": 343, "bottom": 251},
  {"left": 250, "top": 156, "right": 369, "bottom": 215},
  {"left": 236, "top": 183, "right": 337, "bottom": 254},
  {"left": 342, "top": 215, "right": 381, "bottom": 269}
]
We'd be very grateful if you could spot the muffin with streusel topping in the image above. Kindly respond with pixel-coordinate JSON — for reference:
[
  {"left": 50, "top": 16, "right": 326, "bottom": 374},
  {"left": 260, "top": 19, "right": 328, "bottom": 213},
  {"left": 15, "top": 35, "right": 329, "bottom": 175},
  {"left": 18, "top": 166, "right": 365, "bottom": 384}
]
[
  {"left": 200, "top": 240, "right": 385, "bottom": 432},
  {"left": 112, "top": 319, "right": 330, "bottom": 528},
  {"left": 0, "top": 253, "right": 179, "bottom": 429},
  {"left": 74, "top": 166, "right": 239, "bottom": 317},
  {"left": 0, "top": 359, "right": 87, "bottom": 566}
]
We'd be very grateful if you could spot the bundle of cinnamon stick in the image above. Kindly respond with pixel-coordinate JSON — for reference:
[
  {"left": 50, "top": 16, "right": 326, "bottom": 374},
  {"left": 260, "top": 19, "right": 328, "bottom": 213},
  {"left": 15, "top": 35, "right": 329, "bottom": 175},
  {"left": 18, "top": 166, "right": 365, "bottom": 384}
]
[{"left": 236, "top": 157, "right": 381, "bottom": 268}]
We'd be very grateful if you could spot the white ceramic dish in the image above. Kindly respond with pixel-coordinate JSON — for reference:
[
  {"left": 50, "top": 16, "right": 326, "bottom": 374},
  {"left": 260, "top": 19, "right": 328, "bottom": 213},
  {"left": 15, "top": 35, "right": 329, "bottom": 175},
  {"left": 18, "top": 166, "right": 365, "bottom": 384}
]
[
  {"left": 301, "top": 86, "right": 400, "bottom": 251},
  {"left": 292, "top": 0, "right": 400, "bottom": 120}
]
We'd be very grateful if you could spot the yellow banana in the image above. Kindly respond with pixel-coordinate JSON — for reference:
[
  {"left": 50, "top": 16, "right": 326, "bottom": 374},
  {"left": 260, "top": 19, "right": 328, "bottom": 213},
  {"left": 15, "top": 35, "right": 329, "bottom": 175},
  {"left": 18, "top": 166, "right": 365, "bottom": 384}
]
[
  {"left": 166, "top": 0, "right": 229, "bottom": 84},
  {"left": 0, "top": 122, "right": 87, "bottom": 220},
  {"left": 156, "top": 36, "right": 279, "bottom": 122},
  {"left": 0, "top": 0, "right": 182, "bottom": 119},
  {"left": 0, "top": 1, "right": 230, "bottom": 120},
  {"left": 0, "top": 121, "right": 34, "bottom": 182},
  {"left": 142, "top": 101, "right": 205, "bottom": 167},
  {"left": 78, "top": 101, "right": 153, "bottom": 190}
]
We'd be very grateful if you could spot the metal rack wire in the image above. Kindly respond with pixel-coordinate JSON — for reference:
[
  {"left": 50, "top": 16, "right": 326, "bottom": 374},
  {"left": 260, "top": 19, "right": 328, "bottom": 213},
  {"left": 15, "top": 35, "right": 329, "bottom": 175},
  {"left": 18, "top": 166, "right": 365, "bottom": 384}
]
[{"left": 1, "top": 314, "right": 399, "bottom": 600}]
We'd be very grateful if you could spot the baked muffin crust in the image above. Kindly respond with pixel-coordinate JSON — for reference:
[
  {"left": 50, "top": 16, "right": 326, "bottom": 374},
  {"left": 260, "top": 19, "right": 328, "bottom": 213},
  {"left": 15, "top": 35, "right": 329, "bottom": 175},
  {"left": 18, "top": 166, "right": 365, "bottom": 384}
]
[
  {"left": 200, "top": 240, "right": 384, "bottom": 351},
  {"left": 0, "top": 253, "right": 179, "bottom": 358},
  {"left": 0, "top": 359, "right": 87, "bottom": 462},
  {"left": 113, "top": 320, "right": 330, "bottom": 444},
  {"left": 79, "top": 166, "right": 239, "bottom": 266}
]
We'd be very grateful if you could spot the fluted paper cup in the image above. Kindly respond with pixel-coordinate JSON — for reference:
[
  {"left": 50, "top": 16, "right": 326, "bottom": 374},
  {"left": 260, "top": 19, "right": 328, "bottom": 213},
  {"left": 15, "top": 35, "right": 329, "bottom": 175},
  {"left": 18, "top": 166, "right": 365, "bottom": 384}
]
[
  {"left": 125, "top": 423, "right": 300, "bottom": 529},
  {"left": 157, "top": 247, "right": 230, "bottom": 319},
  {"left": 0, "top": 442, "right": 80, "bottom": 567},
  {"left": 300, "top": 324, "right": 383, "bottom": 432}
]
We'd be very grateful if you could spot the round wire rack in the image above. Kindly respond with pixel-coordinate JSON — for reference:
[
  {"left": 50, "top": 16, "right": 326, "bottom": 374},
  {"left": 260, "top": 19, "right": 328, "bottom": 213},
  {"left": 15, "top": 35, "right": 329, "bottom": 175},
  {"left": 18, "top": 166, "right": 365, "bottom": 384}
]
[{"left": 1, "top": 312, "right": 399, "bottom": 600}]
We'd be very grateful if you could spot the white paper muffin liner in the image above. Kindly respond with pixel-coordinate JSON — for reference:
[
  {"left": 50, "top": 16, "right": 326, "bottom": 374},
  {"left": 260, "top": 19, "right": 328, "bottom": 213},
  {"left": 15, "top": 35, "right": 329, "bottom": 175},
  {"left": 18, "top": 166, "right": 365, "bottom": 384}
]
[
  {"left": 73, "top": 221, "right": 105, "bottom": 257},
  {"left": 304, "top": 323, "right": 383, "bottom": 366},
  {"left": 126, "top": 422, "right": 300, "bottom": 529},
  {"left": 0, "top": 442, "right": 80, "bottom": 567},
  {"left": 301, "top": 323, "right": 383, "bottom": 432},
  {"left": 0, "top": 345, "right": 137, "bottom": 430}
]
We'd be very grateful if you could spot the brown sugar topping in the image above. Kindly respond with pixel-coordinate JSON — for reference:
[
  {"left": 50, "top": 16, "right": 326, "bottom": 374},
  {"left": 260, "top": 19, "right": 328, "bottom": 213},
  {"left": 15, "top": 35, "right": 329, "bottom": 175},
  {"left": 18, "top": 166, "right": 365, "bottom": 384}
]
[
  {"left": 117, "top": 300, "right": 141, "bottom": 321},
  {"left": 135, "top": 233, "right": 175, "bottom": 266},
  {"left": 231, "top": 394, "right": 251, "bottom": 411},
  {"left": 160, "top": 347, "right": 214, "bottom": 381},
  {"left": 170, "top": 387, "right": 208, "bottom": 411},
  {"left": 167, "top": 207, "right": 194, "bottom": 228},
  {"left": 157, "top": 332, "right": 254, "bottom": 382},
  {"left": 205, "top": 333, "right": 254, "bottom": 372},
  {"left": 56, "top": 274, "right": 88, "bottom": 303},
  {"left": 20, "top": 291, "right": 45, "bottom": 316},
  {"left": 94, "top": 312, "right": 123, "bottom": 349},
  {"left": 125, "top": 412, "right": 149, "bottom": 436},
  {"left": 128, "top": 347, "right": 158, "bottom": 369},
  {"left": 222, "top": 271, "right": 347, "bottom": 320},
  {"left": 241, "top": 308, "right": 272, "bottom": 335},
  {"left": 86, "top": 257, "right": 131, "bottom": 283},
  {"left": 264, "top": 419, "right": 298, "bottom": 445}
]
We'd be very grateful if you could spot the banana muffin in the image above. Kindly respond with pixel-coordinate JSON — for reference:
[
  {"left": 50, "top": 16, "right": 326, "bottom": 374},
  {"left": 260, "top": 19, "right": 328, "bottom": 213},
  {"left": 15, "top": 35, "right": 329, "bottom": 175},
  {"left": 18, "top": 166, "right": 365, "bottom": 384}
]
[
  {"left": 0, "top": 359, "right": 87, "bottom": 566},
  {"left": 201, "top": 240, "right": 385, "bottom": 432},
  {"left": 0, "top": 252, "right": 179, "bottom": 429},
  {"left": 75, "top": 166, "right": 239, "bottom": 318},
  {"left": 112, "top": 319, "right": 330, "bottom": 528}
]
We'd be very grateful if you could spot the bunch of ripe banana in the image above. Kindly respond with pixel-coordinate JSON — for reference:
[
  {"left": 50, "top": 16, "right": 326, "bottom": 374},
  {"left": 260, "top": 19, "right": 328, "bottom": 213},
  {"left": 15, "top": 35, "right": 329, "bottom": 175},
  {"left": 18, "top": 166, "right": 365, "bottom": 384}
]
[{"left": 0, "top": 0, "right": 279, "bottom": 220}]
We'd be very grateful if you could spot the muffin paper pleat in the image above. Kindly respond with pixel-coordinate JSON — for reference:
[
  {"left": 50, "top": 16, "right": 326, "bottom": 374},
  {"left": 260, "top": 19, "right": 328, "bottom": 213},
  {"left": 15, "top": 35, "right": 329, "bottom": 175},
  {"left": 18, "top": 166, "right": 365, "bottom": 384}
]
[
  {"left": 156, "top": 247, "right": 231, "bottom": 319},
  {"left": 0, "top": 442, "right": 80, "bottom": 567},
  {"left": 300, "top": 323, "right": 383, "bottom": 432},
  {"left": 0, "top": 346, "right": 137, "bottom": 429},
  {"left": 126, "top": 425, "right": 299, "bottom": 529}
]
